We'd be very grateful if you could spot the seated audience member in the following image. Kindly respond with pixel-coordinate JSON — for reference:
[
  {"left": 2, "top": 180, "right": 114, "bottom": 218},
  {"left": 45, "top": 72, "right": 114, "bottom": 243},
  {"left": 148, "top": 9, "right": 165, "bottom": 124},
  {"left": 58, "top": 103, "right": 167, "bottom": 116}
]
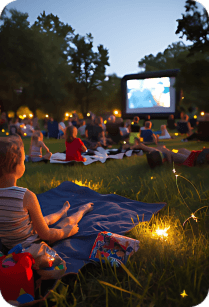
[
  {"left": 77, "top": 119, "right": 86, "bottom": 138},
  {"left": 158, "top": 125, "right": 171, "bottom": 139},
  {"left": 0, "top": 112, "right": 8, "bottom": 130},
  {"left": 125, "top": 119, "right": 132, "bottom": 133},
  {"left": 72, "top": 114, "right": 80, "bottom": 128},
  {"left": 167, "top": 114, "right": 176, "bottom": 130},
  {"left": 131, "top": 116, "right": 140, "bottom": 132},
  {"left": 65, "top": 125, "right": 87, "bottom": 162},
  {"left": 133, "top": 116, "right": 140, "bottom": 125},
  {"left": 177, "top": 114, "right": 193, "bottom": 136},
  {"left": 9, "top": 117, "right": 24, "bottom": 136},
  {"left": 182, "top": 116, "right": 209, "bottom": 142},
  {"left": 29, "top": 131, "right": 52, "bottom": 162},
  {"left": 119, "top": 122, "right": 130, "bottom": 139},
  {"left": 25, "top": 120, "right": 35, "bottom": 137},
  {"left": 32, "top": 115, "right": 40, "bottom": 130},
  {"left": 131, "top": 142, "right": 209, "bottom": 168},
  {"left": 58, "top": 118, "right": 66, "bottom": 139},
  {"left": 143, "top": 115, "right": 153, "bottom": 128},
  {"left": 0, "top": 134, "right": 93, "bottom": 252},
  {"left": 106, "top": 115, "right": 123, "bottom": 144},
  {"left": 140, "top": 121, "right": 158, "bottom": 144}
]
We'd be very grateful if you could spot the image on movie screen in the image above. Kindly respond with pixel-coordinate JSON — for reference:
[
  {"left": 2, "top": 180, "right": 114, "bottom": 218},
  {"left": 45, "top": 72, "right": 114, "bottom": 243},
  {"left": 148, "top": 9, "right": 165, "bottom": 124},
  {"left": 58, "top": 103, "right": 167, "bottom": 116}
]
[{"left": 127, "top": 77, "right": 170, "bottom": 109}]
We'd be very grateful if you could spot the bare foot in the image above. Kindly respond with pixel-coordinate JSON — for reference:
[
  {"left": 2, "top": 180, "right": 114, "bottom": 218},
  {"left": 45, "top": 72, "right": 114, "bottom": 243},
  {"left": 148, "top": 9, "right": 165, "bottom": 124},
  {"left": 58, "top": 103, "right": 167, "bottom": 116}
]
[
  {"left": 63, "top": 201, "right": 70, "bottom": 213},
  {"left": 79, "top": 203, "right": 94, "bottom": 216}
]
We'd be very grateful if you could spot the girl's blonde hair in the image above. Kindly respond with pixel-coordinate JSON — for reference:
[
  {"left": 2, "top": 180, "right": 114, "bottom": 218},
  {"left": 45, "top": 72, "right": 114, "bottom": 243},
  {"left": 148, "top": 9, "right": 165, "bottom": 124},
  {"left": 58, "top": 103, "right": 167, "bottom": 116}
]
[
  {"left": 31, "top": 131, "right": 43, "bottom": 145},
  {"left": 65, "top": 126, "right": 76, "bottom": 143},
  {"left": 0, "top": 135, "right": 24, "bottom": 177}
]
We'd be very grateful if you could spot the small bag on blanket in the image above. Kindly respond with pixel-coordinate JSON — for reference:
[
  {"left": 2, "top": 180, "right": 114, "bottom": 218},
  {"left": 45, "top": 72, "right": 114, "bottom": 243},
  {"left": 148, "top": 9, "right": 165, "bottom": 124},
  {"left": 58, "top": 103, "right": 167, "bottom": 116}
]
[
  {"left": 89, "top": 231, "right": 139, "bottom": 267},
  {"left": 23, "top": 241, "right": 67, "bottom": 280}
]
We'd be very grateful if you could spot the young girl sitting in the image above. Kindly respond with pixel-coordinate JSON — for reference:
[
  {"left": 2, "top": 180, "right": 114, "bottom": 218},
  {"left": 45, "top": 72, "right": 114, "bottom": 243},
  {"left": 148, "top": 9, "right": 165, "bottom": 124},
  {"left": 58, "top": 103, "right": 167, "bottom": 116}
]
[
  {"left": 29, "top": 131, "right": 52, "bottom": 162},
  {"left": 0, "top": 135, "right": 94, "bottom": 252},
  {"left": 158, "top": 125, "right": 171, "bottom": 139},
  {"left": 65, "top": 126, "right": 87, "bottom": 162}
]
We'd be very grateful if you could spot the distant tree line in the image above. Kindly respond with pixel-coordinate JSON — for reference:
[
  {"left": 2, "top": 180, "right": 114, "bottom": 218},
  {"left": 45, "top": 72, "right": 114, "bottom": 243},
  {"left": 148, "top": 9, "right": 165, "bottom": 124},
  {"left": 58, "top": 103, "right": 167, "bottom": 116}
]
[
  {"left": 138, "top": 0, "right": 209, "bottom": 112},
  {"left": 0, "top": 8, "right": 121, "bottom": 120}
]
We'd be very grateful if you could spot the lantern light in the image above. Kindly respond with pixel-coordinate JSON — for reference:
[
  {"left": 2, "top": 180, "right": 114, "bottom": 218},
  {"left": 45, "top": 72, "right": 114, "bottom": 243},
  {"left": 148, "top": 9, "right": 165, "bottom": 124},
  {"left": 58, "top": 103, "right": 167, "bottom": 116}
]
[
  {"left": 104, "top": 120, "right": 107, "bottom": 124},
  {"left": 87, "top": 113, "right": 90, "bottom": 117},
  {"left": 114, "top": 110, "right": 118, "bottom": 115},
  {"left": 24, "top": 133, "right": 27, "bottom": 136},
  {"left": 201, "top": 112, "right": 205, "bottom": 116},
  {"left": 2, "top": 129, "right": 5, "bottom": 133},
  {"left": 65, "top": 113, "right": 69, "bottom": 117},
  {"left": 29, "top": 114, "right": 33, "bottom": 118},
  {"left": 45, "top": 115, "right": 49, "bottom": 118},
  {"left": 175, "top": 133, "right": 178, "bottom": 136},
  {"left": 194, "top": 115, "right": 197, "bottom": 119},
  {"left": 23, "top": 114, "right": 26, "bottom": 118},
  {"left": 155, "top": 226, "right": 170, "bottom": 238},
  {"left": 6, "top": 132, "right": 9, "bottom": 135}
]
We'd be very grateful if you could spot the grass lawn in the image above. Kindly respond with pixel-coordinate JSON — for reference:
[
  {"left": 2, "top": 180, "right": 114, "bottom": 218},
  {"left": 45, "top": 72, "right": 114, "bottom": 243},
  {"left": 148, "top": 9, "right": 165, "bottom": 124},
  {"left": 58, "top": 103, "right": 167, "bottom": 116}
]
[{"left": 1, "top": 126, "right": 209, "bottom": 306}]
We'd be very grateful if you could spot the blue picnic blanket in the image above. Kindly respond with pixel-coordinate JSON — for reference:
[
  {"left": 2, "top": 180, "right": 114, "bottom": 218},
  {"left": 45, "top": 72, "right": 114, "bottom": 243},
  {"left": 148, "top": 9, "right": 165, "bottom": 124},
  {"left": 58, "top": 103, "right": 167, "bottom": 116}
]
[{"left": 37, "top": 181, "right": 166, "bottom": 273}]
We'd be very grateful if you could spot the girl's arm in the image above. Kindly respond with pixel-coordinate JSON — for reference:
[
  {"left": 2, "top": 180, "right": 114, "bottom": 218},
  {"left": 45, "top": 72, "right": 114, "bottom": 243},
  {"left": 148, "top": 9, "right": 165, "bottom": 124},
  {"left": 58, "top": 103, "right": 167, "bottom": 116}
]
[
  {"left": 40, "top": 141, "right": 50, "bottom": 153},
  {"left": 23, "top": 190, "right": 75, "bottom": 244},
  {"left": 81, "top": 144, "right": 87, "bottom": 152}
]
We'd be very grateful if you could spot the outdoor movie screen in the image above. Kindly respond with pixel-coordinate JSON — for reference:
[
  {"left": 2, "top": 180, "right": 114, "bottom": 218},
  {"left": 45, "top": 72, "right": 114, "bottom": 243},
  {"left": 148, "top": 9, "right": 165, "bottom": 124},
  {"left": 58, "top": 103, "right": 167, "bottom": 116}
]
[
  {"left": 122, "top": 69, "right": 180, "bottom": 117},
  {"left": 126, "top": 76, "right": 176, "bottom": 113}
]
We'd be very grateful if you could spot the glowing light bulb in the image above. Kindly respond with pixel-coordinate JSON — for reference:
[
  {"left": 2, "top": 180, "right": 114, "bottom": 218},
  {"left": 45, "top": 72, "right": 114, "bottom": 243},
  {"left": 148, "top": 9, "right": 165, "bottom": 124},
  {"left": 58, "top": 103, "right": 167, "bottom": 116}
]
[
  {"left": 23, "top": 114, "right": 26, "bottom": 118},
  {"left": 175, "top": 133, "right": 178, "bottom": 136},
  {"left": 155, "top": 226, "right": 170, "bottom": 238},
  {"left": 201, "top": 112, "right": 205, "bottom": 116},
  {"left": 6, "top": 132, "right": 9, "bottom": 135},
  {"left": 29, "top": 114, "right": 33, "bottom": 118},
  {"left": 114, "top": 110, "right": 118, "bottom": 115},
  {"left": 87, "top": 113, "right": 90, "bottom": 117},
  {"left": 65, "top": 113, "right": 69, "bottom": 117},
  {"left": 2, "top": 129, "right": 5, "bottom": 132},
  {"left": 194, "top": 115, "right": 197, "bottom": 119},
  {"left": 45, "top": 114, "right": 49, "bottom": 118},
  {"left": 24, "top": 133, "right": 27, "bottom": 136}
]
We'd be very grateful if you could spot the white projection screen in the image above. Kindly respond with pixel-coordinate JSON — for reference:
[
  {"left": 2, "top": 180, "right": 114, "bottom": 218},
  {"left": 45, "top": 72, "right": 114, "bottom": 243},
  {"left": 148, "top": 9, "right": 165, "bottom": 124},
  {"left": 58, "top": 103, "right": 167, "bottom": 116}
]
[{"left": 121, "top": 69, "right": 180, "bottom": 119}]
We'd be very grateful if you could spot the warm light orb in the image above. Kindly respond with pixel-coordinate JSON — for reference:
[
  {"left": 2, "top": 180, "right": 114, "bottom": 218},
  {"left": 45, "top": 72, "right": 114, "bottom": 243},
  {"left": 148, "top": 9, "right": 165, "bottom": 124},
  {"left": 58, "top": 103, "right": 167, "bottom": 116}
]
[
  {"left": 2, "top": 129, "right": 5, "bottom": 133},
  {"left": 131, "top": 122, "right": 134, "bottom": 125},
  {"left": 194, "top": 115, "right": 197, "bottom": 119},
  {"left": 172, "top": 149, "right": 178, "bottom": 153},
  {"left": 104, "top": 120, "right": 107, "bottom": 124},
  {"left": 23, "top": 114, "right": 26, "bottom": 118},
  {"left": 65, "top": 113, "right": 69, "bottom": 117},
  {"left": 172, "top": 168, "right": 176, "bottom": 173},
  {"left": 114, "top": 110, "right": 118, "bottom": 115},
  {"left": 201, "top": 112, "right": 205, "bottom": 116},
  {"left": 124, "top": 141, "right": 126, "bottom": 144},
  {"left": 6, "top": 132, "right": 9, "bottom": 135},
  {"left": 151, "top": 177, "right": 153, "bottom": 180},
  {"left": 45, "top": 114, "right": 49, "bottom": 118},
  {"left": 29, "top": 114, "right": 33, "bottom": 118},
  {"left": 140, "top": 137, "right": 143, "bottom": 142},
  {"left": 180, "top": 290, "right": 188, "bottom": 298},
  {"left": 87, "top": 113, "right": 90, "bottom": 117},
  {"left": 191, "top": 213, "right": 198, "bottom": 222},
  {"left": 70, "top": 114, "right": 73, "bottom": 117},
  {"left": 155, "top": 226, "right": 170, "bottom": 237},
  {"left": 23, "top": 126, "right": 26, "bottom": 129},
  {"left": 175, "top": 133, "right": 178, "bottom": 136},
  {"left": 24, "top": 133, "right": 27, "bottom": 136}
]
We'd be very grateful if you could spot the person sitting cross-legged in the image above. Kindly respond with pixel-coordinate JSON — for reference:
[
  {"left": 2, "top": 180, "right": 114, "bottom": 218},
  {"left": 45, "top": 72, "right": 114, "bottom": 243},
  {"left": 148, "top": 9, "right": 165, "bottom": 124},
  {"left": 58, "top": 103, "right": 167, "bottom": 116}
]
[
  {"left": 140, "top": 121, "right": 159, "bottom": 144},
  {"left": 65, "top": 126, "right": 87, "bottom": 162},
  {"left": 0, "top": 135, "right": 94, "bottom": 253},
  {"left": 29, "top": 131, "right": 52, "bottom": 162}
]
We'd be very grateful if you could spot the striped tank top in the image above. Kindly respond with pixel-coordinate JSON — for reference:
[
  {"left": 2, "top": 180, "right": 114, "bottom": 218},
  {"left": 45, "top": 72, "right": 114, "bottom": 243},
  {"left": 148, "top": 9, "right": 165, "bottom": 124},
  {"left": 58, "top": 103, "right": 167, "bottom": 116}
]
[
  {"left": 0, "top": 186, "right": 39, "bottom": 249},
  {"left": 31, "top": 143, "right": 42, "bottom": 157}
]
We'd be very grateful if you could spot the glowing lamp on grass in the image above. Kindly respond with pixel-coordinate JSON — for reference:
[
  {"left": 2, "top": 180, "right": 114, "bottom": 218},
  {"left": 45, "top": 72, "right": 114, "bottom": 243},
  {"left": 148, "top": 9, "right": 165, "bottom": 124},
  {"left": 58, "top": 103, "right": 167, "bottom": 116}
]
[
  {"left": 124, "top": 141, "right": 126, "bottom": 144},
  {"left": 70, "top": 114, "right": 73, "bottom": 117},
  {"left": 175, "top": 133, "right": 178, "bottom": 136},
  {"left": 6, "top": 132, "right": 9, "bottom": 135},
  {"left": 155, "top": 226, "right": 170, "bottom": 238},
  {"left": 104, "top": 120, "right": 107, "bottom": 124},
  {"left": 180, "top": 290, "right": 188, "bottom": 298},
  {"left": 201, "top": 112, "right": 205, "bottom": 116},
  {"left": 2, "top": 129, "right": 5, "bottom": 132},
  {"left": 172, "top": 149, "right": 178, "bottom": 153},
  {"left": 24, "top": 133, "right": 27, "bottom": 136},
  {"left": 131, "top": 122, "right": 134, "bottom": 125},
  {"left": 194, "top": 115, "right": 197, "bottom": 119},
  {"left": 87, "top": 113, "right": 90, "bottom": 117}
]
